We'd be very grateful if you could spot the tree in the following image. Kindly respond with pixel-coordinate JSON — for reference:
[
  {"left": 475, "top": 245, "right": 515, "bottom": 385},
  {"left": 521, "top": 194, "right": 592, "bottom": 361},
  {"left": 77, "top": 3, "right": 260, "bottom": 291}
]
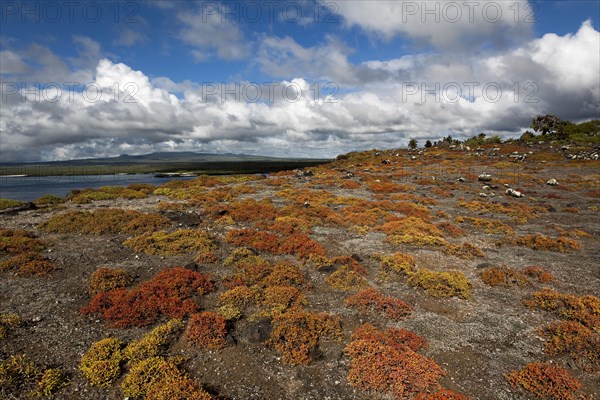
[
  {"left": 408, "top": 139, "right": 418, "bottom": 149},
  {"left": 424, "top": 140, "right": 432, "bottom": 148},
  {"left": 531, "top": 114, "right": 565, "bottom": 136}
]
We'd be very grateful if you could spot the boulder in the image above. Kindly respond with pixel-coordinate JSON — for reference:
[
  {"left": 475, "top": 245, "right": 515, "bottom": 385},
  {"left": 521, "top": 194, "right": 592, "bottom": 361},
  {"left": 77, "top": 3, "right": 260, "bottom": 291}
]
[
  {"left": 478, "top": 173, "right": 492, "bottom": 182},
  {"left": 546, "top": 179, "right": 558, "bottom": 186},
  {"left": 506, "top": 188, "right": 525, "bottom": 198}
]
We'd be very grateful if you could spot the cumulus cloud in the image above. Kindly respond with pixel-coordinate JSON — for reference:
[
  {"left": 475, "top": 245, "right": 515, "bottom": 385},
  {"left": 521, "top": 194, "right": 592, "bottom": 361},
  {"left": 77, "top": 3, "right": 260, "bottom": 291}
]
[{"left": 0, "top": 21, "right": 598, "bottom": 162}]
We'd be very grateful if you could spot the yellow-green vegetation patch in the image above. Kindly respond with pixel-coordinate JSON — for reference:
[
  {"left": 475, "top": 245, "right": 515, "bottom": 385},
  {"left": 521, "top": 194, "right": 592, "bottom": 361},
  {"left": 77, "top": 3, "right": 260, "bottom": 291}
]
[
  {"left": 379, "top": 217, "right": 448, "bottom": 247},
  {"left": 379, "top": 252, "right": 416, "bottom": 277},
  {"left": 123, "top": 229, "right": 217, "bottom": 257},
  {"left": 39, "top": 209, "right": 169, "bottom": 235},
  {"left": 68, "top": 185, "right": 152, "bottom": 204},
  {"left": 79, "top": 338, "right": 124, "bottom": 387},
  {"left": 89, "top": 267, "right": 133, "bottom": 294},
  {"left": 0, "top": 354, "right": 68, "bottom": 397},
  {"left": 0, "top": 198, "right": 25, "bottom": 210},
  {"left": 408, "top": 268, "right": 471, "bottom": 299},
  {"left": 121, "top": 356, "right": 211, "bottom": 399},
  {"left": 32, "top": 368, "right": 69, "bottom": 397},
  {"left": 33, "top": 194, "right": 65, "bottom": 206},
  {"left": 0, "top": 313, "right": 21, "bottom": 340},
  {"left": 123, "top": 319, "right": 184, "bottom": 364}
]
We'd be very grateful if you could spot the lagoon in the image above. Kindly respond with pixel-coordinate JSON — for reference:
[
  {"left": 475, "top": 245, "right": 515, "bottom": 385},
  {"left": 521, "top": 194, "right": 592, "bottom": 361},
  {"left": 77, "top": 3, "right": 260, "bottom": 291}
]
[{"left": 0, "top": 174, "right": 195, "bottom": 202}]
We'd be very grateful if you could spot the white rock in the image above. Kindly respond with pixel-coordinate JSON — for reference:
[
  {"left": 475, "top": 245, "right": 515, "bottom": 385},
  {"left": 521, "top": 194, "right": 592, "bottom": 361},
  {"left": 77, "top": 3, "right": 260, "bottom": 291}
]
[
  {"left": 478, "top": 173, "right": 492, "bottom": 182},
  {"left": 506, "top": 188, "right": 525, "bottom": 198},
  {"left": 547, "top": 179, "right": 558, "bottom": 186}
]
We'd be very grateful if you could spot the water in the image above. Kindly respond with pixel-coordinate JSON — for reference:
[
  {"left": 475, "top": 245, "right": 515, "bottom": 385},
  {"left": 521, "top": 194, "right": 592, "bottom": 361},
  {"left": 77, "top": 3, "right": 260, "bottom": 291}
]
[{"left": 0, "top": 174, "right": 195, "bottom": 202}]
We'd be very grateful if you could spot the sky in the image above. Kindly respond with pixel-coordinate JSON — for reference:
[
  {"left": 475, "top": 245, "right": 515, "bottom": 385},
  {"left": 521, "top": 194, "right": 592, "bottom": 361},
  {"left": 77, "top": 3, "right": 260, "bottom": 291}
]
[{"left": 0, "top": 0, "right": 599, "bottom": 162}]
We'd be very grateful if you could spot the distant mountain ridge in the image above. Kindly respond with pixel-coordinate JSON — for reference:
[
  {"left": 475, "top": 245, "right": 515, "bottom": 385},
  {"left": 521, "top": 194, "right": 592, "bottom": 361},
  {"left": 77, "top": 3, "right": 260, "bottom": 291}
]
[{"left": 1, "top": 152, "right": 328, "bottom": 166}]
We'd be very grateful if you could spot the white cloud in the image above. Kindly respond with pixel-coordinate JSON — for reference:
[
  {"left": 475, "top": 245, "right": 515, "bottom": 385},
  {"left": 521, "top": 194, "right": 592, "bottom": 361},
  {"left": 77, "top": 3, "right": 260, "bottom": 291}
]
[
  {"left": 177, "top": 7, "right": 249, "bottom": 61},
  {"left": 329, "top": 0, "right": 533, "bottom": 49},
  {"left": 112, "top": 28, "right": 149, "bottom": 47},
  {"left": 1, "top": 22, "right": 598, "bottom": 162}
]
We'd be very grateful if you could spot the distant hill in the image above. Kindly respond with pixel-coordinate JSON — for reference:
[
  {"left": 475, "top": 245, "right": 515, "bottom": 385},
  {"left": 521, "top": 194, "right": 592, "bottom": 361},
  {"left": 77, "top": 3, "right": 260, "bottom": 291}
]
[{"left": 0, "top": 152, "right": 331, "bottom": 176}]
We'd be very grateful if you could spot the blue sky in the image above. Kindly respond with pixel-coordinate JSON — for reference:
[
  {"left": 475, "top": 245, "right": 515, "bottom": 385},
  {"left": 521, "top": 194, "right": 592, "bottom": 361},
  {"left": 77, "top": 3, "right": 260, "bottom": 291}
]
[{"left": 1, "top": 0, "right": 599, "bottom": 161}]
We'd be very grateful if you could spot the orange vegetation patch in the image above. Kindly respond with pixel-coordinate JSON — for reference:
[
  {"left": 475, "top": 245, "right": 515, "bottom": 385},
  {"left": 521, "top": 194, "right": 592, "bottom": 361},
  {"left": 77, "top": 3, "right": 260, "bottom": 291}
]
[
  {"left": 267, "top": 309, "right": 343, "bottom": 365},
  {"left": 0, "top": 251, "right": 56, "bottom": 277},
  {"left": 344, "top": 287, "right": 413, "bottom": 321},
  {"left": 443, "top": 242, "right": 485, "bottom": 260},
  {"left": 226, "top": 229, "right": 280, "bottom": 253},
  {"left": 82, "top": 267, "right": 214, "bottom": 328},
  {"left": 525, "top": 289, "right": 599, "bottom": 370},
  {"left": 0, "top": 229, "right": 46, "bottom": 254},
  {"left": 185, "top": 312, "right": 228, "bottom": 350},
  {"left": 482, "top": 265, "right": 556, "bottom": 287},
  {"left": 505, "top": 363, "right": 583, "bottom": 400},
  {"left": 224, "top": 198, "right": 277, "bottom": 222},
  {"left": 345, "top": 323, "right": 450, "bottom": 398},
  {"left": 279, "top": 233, "right": 326, "bottom": 259},
  {"left": 514, "top": 234, "right": 580, "bottom": 252}
]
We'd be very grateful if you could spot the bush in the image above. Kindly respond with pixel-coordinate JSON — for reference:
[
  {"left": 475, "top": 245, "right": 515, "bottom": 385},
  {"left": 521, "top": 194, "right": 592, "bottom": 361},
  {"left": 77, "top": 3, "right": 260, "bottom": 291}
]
[
  {"left": 505, "top": 362, "right": 582, "bottom": 400},
  {"left": 0, "top": 229, "right": 45, "bottom": 254},
  {"left": 345, "top": 323, "right": 445, "bottom": 398},
  {"left": 123, "top": 319, "right": 184, "bottom": 364},
  {"left": 380, "top": 252, "right": 416, "bottom": 276},
  {"left": 0, "top": 354, "right": 37, "bottom": 391},
  {"left": 324, "top": 257, "right": 368, "bottom": 291},
  {"left": 0, "top": 251, "right": 56, "bottom": 277},
  {"left": 443, "top": 242, "right": 485, "bottom": 260},
  {"left": 225, "top": 229, "right": 280, "bottom": 253},
  {"left": 408, "top": 269, "right": 471, "bottom": 299},
  {"left": 279, "top": 233, "right": 326, "bottom": 259},
  {"left": 0, "top": 198, "right": 25, "bottom": 210},
  {"left": 0, "top": 313, "right": 21, "bottom": 340},
  {"left": 379, "top": 217, "right": 448, "bottom": 247},
  {"left": 40, "top": 209, "right": 169, "bottom": 235},
  {"left": 33, "top": 194, "right": 65, "bottom": 206},
  {"left": 185, "top": 312, "right": 228, "bottom": 350},
  {"left": 120, "top": 357, "right": 211, "bottom": 399},
  {"left": 523, "top": 266, "right": 555, "bottom": 283},
  {"left": 525, "top": 288, "right": 599, "bottom": 328},
  {"left": 68, "top": 186, "right": 148, "bottom": 203},
  {"left": 480, "top": 266, "right": 529, "bottom": 287},
  {"left": 514, "top": 234, "right": 580, "bottom": 252},
  {"left": 33, "top": 368, "right": 69, "bottom": 397},
  {"left": 268, "top": 310, "right": 343, "bottom": 365},
  {"left": 542, "top": 320, "right": 598, "bottom": 370},
  {"left": 123, "top": 229, "right": 217, "bottom": 259},
  {"left": 79, "top": 338, "right": 124, "bottom": 387},
  {"left": 415, "top": 389, "right": 470, "bottom": 399},
  {"left": 345, "top": 288, "right": 413, "bottom": 321},
  {"left": 82, "top": 267, "right": 214, "bottom": 327},
  {"left": 89, "top": 267, "right": 133, "bottom": 294}
]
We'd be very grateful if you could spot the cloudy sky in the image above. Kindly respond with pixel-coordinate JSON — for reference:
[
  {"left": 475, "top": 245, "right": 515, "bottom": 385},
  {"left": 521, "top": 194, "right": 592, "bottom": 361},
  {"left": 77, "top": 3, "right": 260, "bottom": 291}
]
[{"left": 1, "top": 0, "right": 599, "bottom": 161}]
